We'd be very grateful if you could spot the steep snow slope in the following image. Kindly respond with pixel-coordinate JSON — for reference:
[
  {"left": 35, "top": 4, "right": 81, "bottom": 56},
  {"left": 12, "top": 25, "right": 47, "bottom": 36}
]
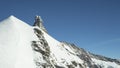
[
  {"left": 0, "top": 15, "right": 120, "bottom": 68},
  {"left": 0, "top": 16, "right": 37, "bottom": 68},
  {"left": 92, "top": 58, "right": 120, "bottom": 68},
  {"left": 42, "top": 29, "right": 83, "bottom": 67}
]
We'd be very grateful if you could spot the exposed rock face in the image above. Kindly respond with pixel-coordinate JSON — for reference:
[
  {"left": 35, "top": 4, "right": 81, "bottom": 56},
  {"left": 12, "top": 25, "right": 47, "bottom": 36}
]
[
  {"left": 31, "top": 33, "right": 120, "bottom": 68},
  {"left": 31, "top": 27, "right": 120, "bottom": 68},
  {"left": 32, "top": 28, "right": 54, "bottom": 68},
  {"left": 31, "top": 16, "right": 120, "bottom": 68}
]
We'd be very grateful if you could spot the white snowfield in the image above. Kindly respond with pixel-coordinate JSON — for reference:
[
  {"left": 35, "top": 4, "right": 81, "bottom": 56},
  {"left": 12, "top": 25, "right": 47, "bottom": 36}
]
[
  {"left": 0, "top": 15, "right": 120, "bottom": 68},
  {"left": 0, "top": 16, "right": 37, "bottom": 68},
  {"left": 92, "top": 58, "right": 120, "bottom": 68}
]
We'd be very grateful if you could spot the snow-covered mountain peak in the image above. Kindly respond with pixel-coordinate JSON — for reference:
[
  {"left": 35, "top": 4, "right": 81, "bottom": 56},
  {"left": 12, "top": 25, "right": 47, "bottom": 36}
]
[
  {"left": 0, "top": 15, "right": 33, "bottom": 29},
  {"left": 0, "top": 16, "right": 120, "bottom": 68},
  {"left": 0, "top": 15, "right": 37, "bottom": 68},
  {"left": 9, "top": 15, "right": 16, "bottom": 19},
  {"left": 7, "top": 15, "right": 21, "bottom": 23}
]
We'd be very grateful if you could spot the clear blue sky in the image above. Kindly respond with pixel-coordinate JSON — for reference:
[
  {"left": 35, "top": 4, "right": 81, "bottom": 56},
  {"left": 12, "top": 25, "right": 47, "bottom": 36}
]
[{"left": 0, "top": 0, "right": 120, "bottom": 59}]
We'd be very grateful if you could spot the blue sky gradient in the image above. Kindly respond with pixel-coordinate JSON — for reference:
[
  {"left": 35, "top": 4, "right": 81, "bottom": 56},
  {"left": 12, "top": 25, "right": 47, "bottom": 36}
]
[{"left": 0, "top": 0, "right": 120, "bottom": 59}]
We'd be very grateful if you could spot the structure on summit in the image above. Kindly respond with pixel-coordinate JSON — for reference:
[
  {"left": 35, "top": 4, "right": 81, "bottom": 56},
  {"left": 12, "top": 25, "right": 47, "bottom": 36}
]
[
  {"left": 34, "top": 16, "right": 42, "bottom": 27},
  {"left": 34, "top": 16, "right": 47, "bottom": 32}
]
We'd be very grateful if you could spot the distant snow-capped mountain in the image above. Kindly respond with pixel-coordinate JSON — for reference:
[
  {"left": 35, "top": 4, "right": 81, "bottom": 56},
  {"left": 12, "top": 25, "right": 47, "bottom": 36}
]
[{"left": 0, "top": 15, "right": 119, "bottom": 68}]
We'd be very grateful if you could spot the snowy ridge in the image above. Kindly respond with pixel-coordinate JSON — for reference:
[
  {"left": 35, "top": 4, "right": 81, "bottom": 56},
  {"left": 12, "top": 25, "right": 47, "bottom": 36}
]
[
  {"left": 92, "top": 58, "right": 120, "bottom": 68},
  {"left": 0, "top": 15, "right": 120, "bottom": 68},
  {"left": 0, "top": 16, "right": 37, "bottom": 68}
]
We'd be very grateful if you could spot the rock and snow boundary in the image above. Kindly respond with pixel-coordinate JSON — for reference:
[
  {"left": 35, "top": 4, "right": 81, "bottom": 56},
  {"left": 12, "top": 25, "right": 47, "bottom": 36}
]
[{"left": 0, "top": 15, "right": 119, "bottom": 68}]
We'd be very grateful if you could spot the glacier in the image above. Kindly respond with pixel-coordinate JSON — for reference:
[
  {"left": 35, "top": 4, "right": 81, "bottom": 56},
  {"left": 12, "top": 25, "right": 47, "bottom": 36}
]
[{"left": 0, "top": 15, "right": 119, "bottom": 68}]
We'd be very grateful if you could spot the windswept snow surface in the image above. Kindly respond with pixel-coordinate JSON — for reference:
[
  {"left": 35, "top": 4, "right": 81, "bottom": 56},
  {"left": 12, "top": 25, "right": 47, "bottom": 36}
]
[
  {"left": 0, "top": 16, "right": 37, "bottom": 68},
  {"left": 92, "top": 58, "right": 120, "bottom": 68}
]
